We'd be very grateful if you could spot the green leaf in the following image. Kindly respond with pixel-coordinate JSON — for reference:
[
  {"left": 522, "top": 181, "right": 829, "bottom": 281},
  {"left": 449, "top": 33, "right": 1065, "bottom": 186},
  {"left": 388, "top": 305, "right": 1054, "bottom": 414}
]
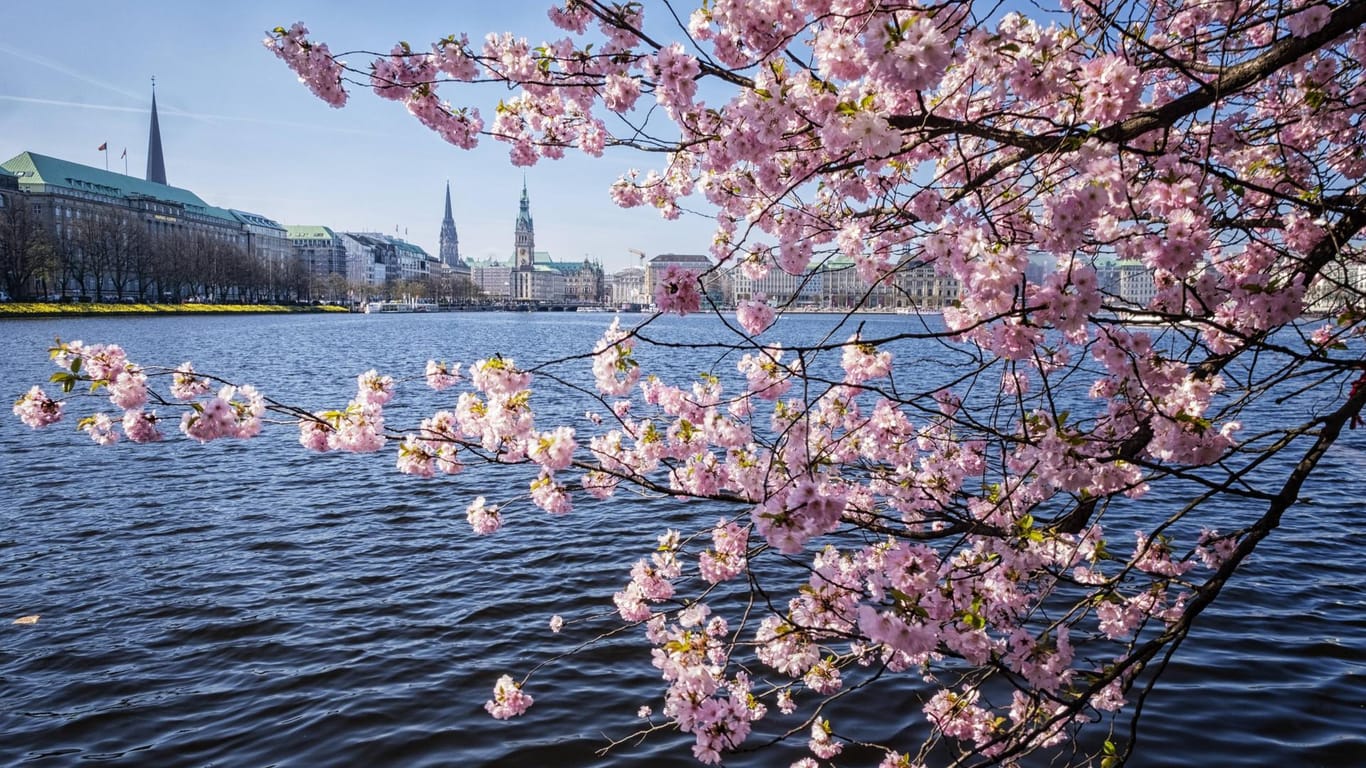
[{"left": 48, "top": 371, "right": 77, "bottom": 393}]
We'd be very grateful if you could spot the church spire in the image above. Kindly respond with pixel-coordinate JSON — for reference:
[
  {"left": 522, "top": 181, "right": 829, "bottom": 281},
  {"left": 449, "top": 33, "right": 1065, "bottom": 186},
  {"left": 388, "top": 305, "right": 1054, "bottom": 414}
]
[
  {"left": 439, "top": 181, "right": 461, "bottom": 267},
  {"left": 146, "top": 78, "right": 167, "bottom": 185}
]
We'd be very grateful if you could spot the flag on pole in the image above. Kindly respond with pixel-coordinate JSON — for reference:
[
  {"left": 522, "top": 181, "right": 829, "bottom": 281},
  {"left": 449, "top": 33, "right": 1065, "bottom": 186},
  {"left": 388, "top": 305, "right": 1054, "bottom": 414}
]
[
  {"left": 97, "top": 142, "right": 107, "bottom": 151},
  {"left": 120, "top": 148, "right": 127, "bottom": 159}
]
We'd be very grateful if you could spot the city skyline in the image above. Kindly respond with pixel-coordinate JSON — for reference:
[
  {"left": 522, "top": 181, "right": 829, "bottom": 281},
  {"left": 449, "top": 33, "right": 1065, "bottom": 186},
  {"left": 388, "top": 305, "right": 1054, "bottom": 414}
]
[{"left": 0, "top": 2, "right": 717, "bottom": 271}]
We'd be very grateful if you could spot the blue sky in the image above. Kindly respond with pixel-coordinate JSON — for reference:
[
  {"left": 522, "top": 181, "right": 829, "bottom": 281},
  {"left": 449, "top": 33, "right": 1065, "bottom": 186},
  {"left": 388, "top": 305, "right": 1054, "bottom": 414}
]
[{"left": 0, "top": 1, "right": 717, "bottom": 271}]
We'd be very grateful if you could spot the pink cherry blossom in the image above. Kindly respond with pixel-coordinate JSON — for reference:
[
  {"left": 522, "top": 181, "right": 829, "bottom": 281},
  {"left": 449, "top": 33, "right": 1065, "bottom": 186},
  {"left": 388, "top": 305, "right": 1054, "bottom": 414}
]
[
  {"left": 264, "top": 23, "right": 349, "bottom": 107},
  {"left": 82, "top": 412, "right": 118, "bottom": 445},
  {"left": 653, "top": 264, "right": 702, "bottom": 316},
  {"left": 484, "top": 674, "right": 533, "bottom": 719},
  {"left": 13, "top": 386, "right": 63, "bottom": 428},
  {"left": 171, "top": 362, "right": 212, "bottom": 400},
  {"left": 355, "top": 369, "right": 395, "bottom": 407},
  {"left": 735, "top": 295, "right": 776, "bottom": 336},
  {"left": 25, "top": 4, "right": 1364, "bottom": 765},
  {"left": 466, "top": 496, "right": 502, "bottom": 535},
  {"left": 425, "top": 360, "right": 463, "bottom": 391},
  {"left": 1287, "top": 5, "right": 1332, "bottom": 38},
  {"left": 121, "top": 410, "right": 163, "bottom": 443},
  {"left": 470, "top": 356, "right": 532, "bottom": 395}
]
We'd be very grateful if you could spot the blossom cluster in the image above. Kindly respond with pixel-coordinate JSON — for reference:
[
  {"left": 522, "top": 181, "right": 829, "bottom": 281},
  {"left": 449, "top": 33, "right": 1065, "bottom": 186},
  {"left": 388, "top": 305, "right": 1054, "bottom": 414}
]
[{"left": 264, "top": 23, "right": 348, "bottom": 107}]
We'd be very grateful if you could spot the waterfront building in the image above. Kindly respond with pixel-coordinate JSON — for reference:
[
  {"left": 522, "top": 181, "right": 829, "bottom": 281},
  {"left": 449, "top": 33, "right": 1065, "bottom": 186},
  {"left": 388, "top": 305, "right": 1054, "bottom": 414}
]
[
  {"left": 2, "top": 152, "right": 244, "bottom": 246},
  {"left": 470, "top": 259, "right": 513, "bottom": 298},
  {"left": 389, "top": 235, "right": 436, "bottom": 284},
  {"left": 729, "top": 262, "right": 823, "bottom": 306},
  {"left": 286, "top": 225, "right": 346, "bottom": 277},
  {"left": 715, "top": 254, "right": 952, "bottom": 310},
  {"left": 230, "top": 209, "right": 289, "bottom": 295},
  {"left": 543, "top": 255, "right": 606, "bottom": 303},
  {"left": 1114, "top": 260, "right": 1157, "bottom": 307},
  {"left": 644, "top": 253, "right": 720, "bottom": 306},
  {"left": 463, "top": 182, "right": 597, "bottom": 304},
  {"left": 608, "top": 266, "right": 647, "bottom": 308},
  {"left": 1, "top": 151, "right": 247, "bottom": 299},
  {"left": 889, "top": 257, "right": 956, "bottom": 310},
  {"left": 338, "top": 233, "right": 386, "bottom": 288},
  {"left": 1092, "top": 258, "right": 1158, "bottom": 308},
  {"left": 1306, "top": 260, "right": 1366, "bottom": 314},
  {"left": 344, "top": 232, "right": 436, "bottom": 285},
  {"left": 285, "top": 230, "right": 433, "bottom": 300},
  {"left": 523, "top": 252, "right": 569, "bottom": 302},
  {"left": 468, "top": 250, "right": 602, "bottom": 304},
  {"left": 821, "top": 258, "right": 872, "bottom": 308},
  {"left": 0, "top": 90, "right": 302, "bottom": 300}
]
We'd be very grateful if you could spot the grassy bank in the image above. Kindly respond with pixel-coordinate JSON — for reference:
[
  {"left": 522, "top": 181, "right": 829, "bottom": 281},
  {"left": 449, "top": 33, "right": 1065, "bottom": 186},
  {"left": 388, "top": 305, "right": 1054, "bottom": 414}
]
[{"left": 0, "top": 302, "right": 351, "bottom": 318}]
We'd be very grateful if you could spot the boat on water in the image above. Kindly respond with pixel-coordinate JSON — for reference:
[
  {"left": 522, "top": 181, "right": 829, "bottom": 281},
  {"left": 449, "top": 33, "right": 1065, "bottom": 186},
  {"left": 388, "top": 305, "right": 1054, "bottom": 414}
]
[{"left": 362, "top": 300, "right": 438, "bottom": 314}]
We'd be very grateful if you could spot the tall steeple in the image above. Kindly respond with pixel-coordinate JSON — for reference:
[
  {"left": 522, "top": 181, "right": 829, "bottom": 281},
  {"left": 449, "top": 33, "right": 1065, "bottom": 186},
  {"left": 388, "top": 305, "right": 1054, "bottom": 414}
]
[
  {"left": 439, "top": 181, "right": 461, "bottom": 267},
  {"left": 146, "top": 78, "right": 167, "bottom": 185},
  {"left": 514, "top": 177, "right": 535, "bottom": 270}
]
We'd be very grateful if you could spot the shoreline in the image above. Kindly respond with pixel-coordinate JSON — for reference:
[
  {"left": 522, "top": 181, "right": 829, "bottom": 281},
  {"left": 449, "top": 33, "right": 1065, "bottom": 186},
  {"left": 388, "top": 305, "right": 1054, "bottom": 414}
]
[{"left": 0, "top": 302, "right": 350, "bottom": 318}]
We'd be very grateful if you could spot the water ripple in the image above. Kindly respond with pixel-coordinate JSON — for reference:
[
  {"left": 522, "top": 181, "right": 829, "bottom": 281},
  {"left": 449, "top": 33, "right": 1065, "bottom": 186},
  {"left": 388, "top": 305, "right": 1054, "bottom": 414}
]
[{"left": 1, "top": 314, "right": 1362, "bottom": 766}]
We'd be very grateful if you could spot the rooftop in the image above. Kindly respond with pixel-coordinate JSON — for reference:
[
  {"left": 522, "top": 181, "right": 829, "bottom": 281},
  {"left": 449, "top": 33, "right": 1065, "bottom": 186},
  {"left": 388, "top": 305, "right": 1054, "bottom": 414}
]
[
  {"left": 230, "top": 209, "right": 284, "bottom": 230},
  {"left": 286, "top": 225, "right": 336, "bottom": 240},
  {"left": 648, "top": 253, "right": 712, "bottom": 266},
  {"left": 0, "top": 151, "right": 236, "bottom": 223}
]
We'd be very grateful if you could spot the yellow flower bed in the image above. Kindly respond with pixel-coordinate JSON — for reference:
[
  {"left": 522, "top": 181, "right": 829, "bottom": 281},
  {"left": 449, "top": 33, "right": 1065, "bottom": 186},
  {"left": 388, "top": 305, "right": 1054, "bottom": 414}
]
[{"left": 0, "top": 302, "right": 350, "bottom": 316}]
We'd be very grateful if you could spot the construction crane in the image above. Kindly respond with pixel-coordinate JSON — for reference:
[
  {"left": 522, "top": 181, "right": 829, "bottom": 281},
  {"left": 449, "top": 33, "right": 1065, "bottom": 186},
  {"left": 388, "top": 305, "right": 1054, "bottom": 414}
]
[{"left": 627, "top": 249, "right": 650, "bottom": 308}]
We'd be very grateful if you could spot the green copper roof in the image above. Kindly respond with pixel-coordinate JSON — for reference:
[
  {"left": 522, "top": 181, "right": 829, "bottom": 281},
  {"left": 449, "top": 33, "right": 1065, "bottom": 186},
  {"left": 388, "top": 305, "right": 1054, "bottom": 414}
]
[
  {"left": 230, "top": 209, "right": 284, "bottom": 230},
  {"left": 391, "top": 239, "right": 429, "bottom": 257},
  {"left": 0, "top": 151, "right": 237, "bottom": 223},
  {"left": 286, "top": 225, "right": 336, "bottom": 240}
]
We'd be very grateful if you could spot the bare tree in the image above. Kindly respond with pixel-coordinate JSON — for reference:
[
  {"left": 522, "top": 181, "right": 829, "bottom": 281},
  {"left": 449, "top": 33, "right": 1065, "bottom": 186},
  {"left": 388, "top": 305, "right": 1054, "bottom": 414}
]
[{"left": 0, "top": 192, "right": 55, "bottom": 300}]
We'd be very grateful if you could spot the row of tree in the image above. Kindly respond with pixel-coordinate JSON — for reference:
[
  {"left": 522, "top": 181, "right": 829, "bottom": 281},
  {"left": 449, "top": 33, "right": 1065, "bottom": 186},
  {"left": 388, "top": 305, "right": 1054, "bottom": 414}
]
[
  {"left": 0, "top": 194, "right": 487, "bottom": 305},
  {"left": 0, "top": 196, "right": 304, "bottom": 302}
]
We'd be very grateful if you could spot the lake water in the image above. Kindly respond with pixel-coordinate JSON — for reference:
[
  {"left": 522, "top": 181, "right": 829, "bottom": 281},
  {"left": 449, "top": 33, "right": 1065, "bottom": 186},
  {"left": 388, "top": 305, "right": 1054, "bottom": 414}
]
[{"left": 1, "top": 312, "right": 1361, "bottom": 766}]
